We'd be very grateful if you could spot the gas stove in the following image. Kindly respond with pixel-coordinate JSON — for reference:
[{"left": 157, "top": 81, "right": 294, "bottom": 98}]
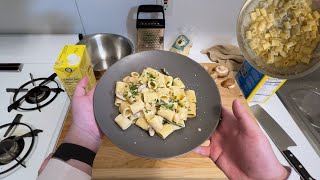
[
  {"left": 0, "top": 64, "right": 71, "bottom": 179},
  {"left": 0, "top": 114, "right": 42, "bottom": 177},
  {"left": 0, "top": 34, "right": 78, "bottom": 180},
  {"left": 7, "top": 73, "right": 64, "bottom": 112}
]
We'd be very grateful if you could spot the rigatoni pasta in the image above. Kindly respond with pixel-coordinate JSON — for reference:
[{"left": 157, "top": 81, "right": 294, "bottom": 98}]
[
  {"left": 113, "top": 67, "right": 197, "bottom": 139},
  {"left": 114, "top": 114, "right": 132, "bottom": 130},
  {"left": 246, "top": 0, "right": 320, "bottom": 67}
]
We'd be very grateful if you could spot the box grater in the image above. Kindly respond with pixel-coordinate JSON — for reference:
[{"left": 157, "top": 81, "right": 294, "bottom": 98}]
[{"left": 136, "top": 5, "right": 165, "bottom": 52}]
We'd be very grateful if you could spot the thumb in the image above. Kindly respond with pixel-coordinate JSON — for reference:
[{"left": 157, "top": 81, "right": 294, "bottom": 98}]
[
  {"left": 232, "top": 99, "right": 258, "bottom": 133},
  {"left": 74, "top": 76, "right": 88, "bottom": 97}
]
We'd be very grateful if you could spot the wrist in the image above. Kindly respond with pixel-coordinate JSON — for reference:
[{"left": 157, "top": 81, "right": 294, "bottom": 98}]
[
  {"left": 269, "top": 164, "right": 290, "bottom": 180},
  {"left": 63, "top": 124, "right": 101, "bottom": 153}
]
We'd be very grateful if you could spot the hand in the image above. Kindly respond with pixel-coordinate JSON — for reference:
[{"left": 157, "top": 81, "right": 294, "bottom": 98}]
[
  {"left": 195, "top": 100, "right": 289, "bottom": 180},
  {"left": 71, "top": 76, "right": 103, "bottom": 142},
  {"left": 64, "top": 76, "right": 103, "bottom": 152},
  {"left": 39, "top": 77, "right": 102, "bottom": 175}
]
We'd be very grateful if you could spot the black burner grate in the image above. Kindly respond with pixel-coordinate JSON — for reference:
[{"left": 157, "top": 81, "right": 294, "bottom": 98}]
[
  {"left": 0, "top": 122, "right": 37, "bottom": 175},
  {"left": 7, "top": 73, "right": 64, "bottom": 112}
]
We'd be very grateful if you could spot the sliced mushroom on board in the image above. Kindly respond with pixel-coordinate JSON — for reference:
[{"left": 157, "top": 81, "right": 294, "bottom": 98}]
[{"left": 221, "top": 78, "right": 236, "bottom": 89}]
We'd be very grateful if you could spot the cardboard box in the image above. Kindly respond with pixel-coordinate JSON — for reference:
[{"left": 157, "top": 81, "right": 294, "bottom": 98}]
[
  {"left": 236, "top": 61, "right": 286, "bottom": 103},
  {"left": 54, "top": 45, "right": 96, "bottom": 98}
]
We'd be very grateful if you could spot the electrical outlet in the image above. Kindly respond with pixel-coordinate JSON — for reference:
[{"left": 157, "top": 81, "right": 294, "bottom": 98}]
[
  {"left": 163, "top": 0, "right": 169, "bottom": 11},
  {"left": 139, "top": 0, "right": 157, "bottom": 5},
  {"left": 157, "top": 0, "right": 173, "bottom": 16}
]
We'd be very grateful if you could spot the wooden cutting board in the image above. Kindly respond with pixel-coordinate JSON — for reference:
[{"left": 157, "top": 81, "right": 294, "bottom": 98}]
[{"left": 56, "top": 63, "right": 253, "bottom": 180}]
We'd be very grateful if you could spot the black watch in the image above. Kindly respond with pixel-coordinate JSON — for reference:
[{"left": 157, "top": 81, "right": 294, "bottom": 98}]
[{"left": 53, "top": 143, "right": 96, "bottom": 167}]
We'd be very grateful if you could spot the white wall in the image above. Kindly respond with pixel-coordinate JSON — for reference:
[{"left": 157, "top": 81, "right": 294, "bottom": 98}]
[
  {"left": 75, "top": 0, "right": 157, "bottom": 43},
  {"left": 76, "top": 0, "right": 246, "bottom": 53},
  {"left": 0, "top": 0, "right": 83, "bottom": 33},
  {"left": 162, "top": 0, "right": 246, "bottom": 59},
  {"left": 0, "top": 0, "right": 246, "bottom": 56}
]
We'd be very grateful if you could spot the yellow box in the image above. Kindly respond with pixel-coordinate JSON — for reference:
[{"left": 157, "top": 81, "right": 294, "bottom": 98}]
[{"left": 54, "top": 45, "right": 96, "bottom": 97}]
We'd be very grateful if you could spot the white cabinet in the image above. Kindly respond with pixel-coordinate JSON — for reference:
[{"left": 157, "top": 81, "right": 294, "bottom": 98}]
[{"left": 0, "top": 0, "right": 83, "bottom": 33}]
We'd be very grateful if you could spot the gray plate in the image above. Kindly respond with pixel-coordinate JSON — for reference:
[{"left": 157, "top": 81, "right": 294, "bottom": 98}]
[{"left": 93, "top": 50, "right": 221, "bottom": 159}]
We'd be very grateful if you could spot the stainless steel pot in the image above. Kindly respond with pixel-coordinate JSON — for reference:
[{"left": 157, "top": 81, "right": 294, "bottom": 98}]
[
  {"left": 237, "top": 0, "right": 320, "bottom": 79},
  {"left": 77, "top": 33, "right": 134, "bottom": 78}
]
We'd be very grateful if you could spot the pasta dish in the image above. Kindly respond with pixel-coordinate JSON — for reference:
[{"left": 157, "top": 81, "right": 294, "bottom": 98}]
[
  {"left": 114, "top": 68, "right": 197, "bottom": 139},
  {"left": 246, "top": 0, "right": 320, "bottom": 68}
]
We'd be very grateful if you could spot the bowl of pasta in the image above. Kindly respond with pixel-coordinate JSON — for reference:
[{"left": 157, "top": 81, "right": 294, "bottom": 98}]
[
  {"left": 93, "top": 50, "right": 221, "bottom": 159},
  {"left": 237, "top": 0, "right": 320, "bottom": 79}
]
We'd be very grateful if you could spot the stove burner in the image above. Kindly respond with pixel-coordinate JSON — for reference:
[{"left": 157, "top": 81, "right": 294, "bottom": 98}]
[
  {"left": 0, "top": 122, "right": 38, "bottom": 175},
  {"left": 7, "top": 73, "right": 64, "bottom": 112},
  {"left": 0, "top": 137, "right": 25, "bottom": 165},
  {"left": 25, "top": 86, "right": 51, "bottom": 104}
]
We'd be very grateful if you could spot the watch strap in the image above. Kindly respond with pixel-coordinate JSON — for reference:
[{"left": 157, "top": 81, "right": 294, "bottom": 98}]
[{"left": 53, "top": 143, "right": 96, "bottom": 167}]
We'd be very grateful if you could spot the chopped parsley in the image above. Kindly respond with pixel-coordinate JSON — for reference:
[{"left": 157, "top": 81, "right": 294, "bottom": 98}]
[
  {"left": 155, "top": 99, "right": 166, "bottom": 107},
  {"left": 147, "top": 72, "right": 156, "bottom": 80},
  {"left": 145, "top": 109, "right": 151, "bottom": 113},
  {"left": 155, "top": 99, "right": 175, "bottom": 110},
  {"left": 169, "top": 99, "right": 178, "bottom": 103},
  {"left": 163, "top": 119, "right": 185, "bottom": 128},
  {"left": 129, "top": 84, "right": 138, "bottom": 96},
  {"left": 162, "top": 103, "right": 174, "bottom": 111}
]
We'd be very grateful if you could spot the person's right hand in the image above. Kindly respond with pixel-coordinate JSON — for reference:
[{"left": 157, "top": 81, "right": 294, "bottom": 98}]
[{"left": 195, "top": 100, "right": 289, "bottom": 180}]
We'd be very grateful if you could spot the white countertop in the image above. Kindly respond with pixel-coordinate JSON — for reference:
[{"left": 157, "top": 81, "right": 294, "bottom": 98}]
[
  {"left": 257, "top": 95, "right": 320, "bottom": 179},
  {"left": 164, "top": 32, "right": 239, "bottom": 63},
  {"left": 0, "top": 34, "right": 79, "bottom": 63}
]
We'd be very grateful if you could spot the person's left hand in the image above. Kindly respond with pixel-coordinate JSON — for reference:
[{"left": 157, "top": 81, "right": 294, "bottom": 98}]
[
  {"left": 39, "top": 77, "right": 102, "bottom": 175},
  {"left": 71, "top": 76, "right": 103, "bottom": 142}
]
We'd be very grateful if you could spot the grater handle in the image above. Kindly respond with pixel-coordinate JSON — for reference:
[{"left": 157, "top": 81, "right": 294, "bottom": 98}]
[{"left": 137, "top": 5, "right": 164, "bottom": 19}]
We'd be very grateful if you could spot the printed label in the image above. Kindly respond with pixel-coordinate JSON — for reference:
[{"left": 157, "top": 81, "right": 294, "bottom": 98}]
[{"left": 172, "top": 35, "right": 190, "bottom": 51}]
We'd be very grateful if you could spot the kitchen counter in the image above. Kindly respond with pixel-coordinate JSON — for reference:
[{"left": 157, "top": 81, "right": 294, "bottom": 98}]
[
  {"left": 0, "top": 34, "right": 79, "bottom": 63},
  {"left": 256, "top": 95, "right": 320, "bottom": 179},
  {"left": 164, "top": 32, "right": 239, "bottom": 64}
]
